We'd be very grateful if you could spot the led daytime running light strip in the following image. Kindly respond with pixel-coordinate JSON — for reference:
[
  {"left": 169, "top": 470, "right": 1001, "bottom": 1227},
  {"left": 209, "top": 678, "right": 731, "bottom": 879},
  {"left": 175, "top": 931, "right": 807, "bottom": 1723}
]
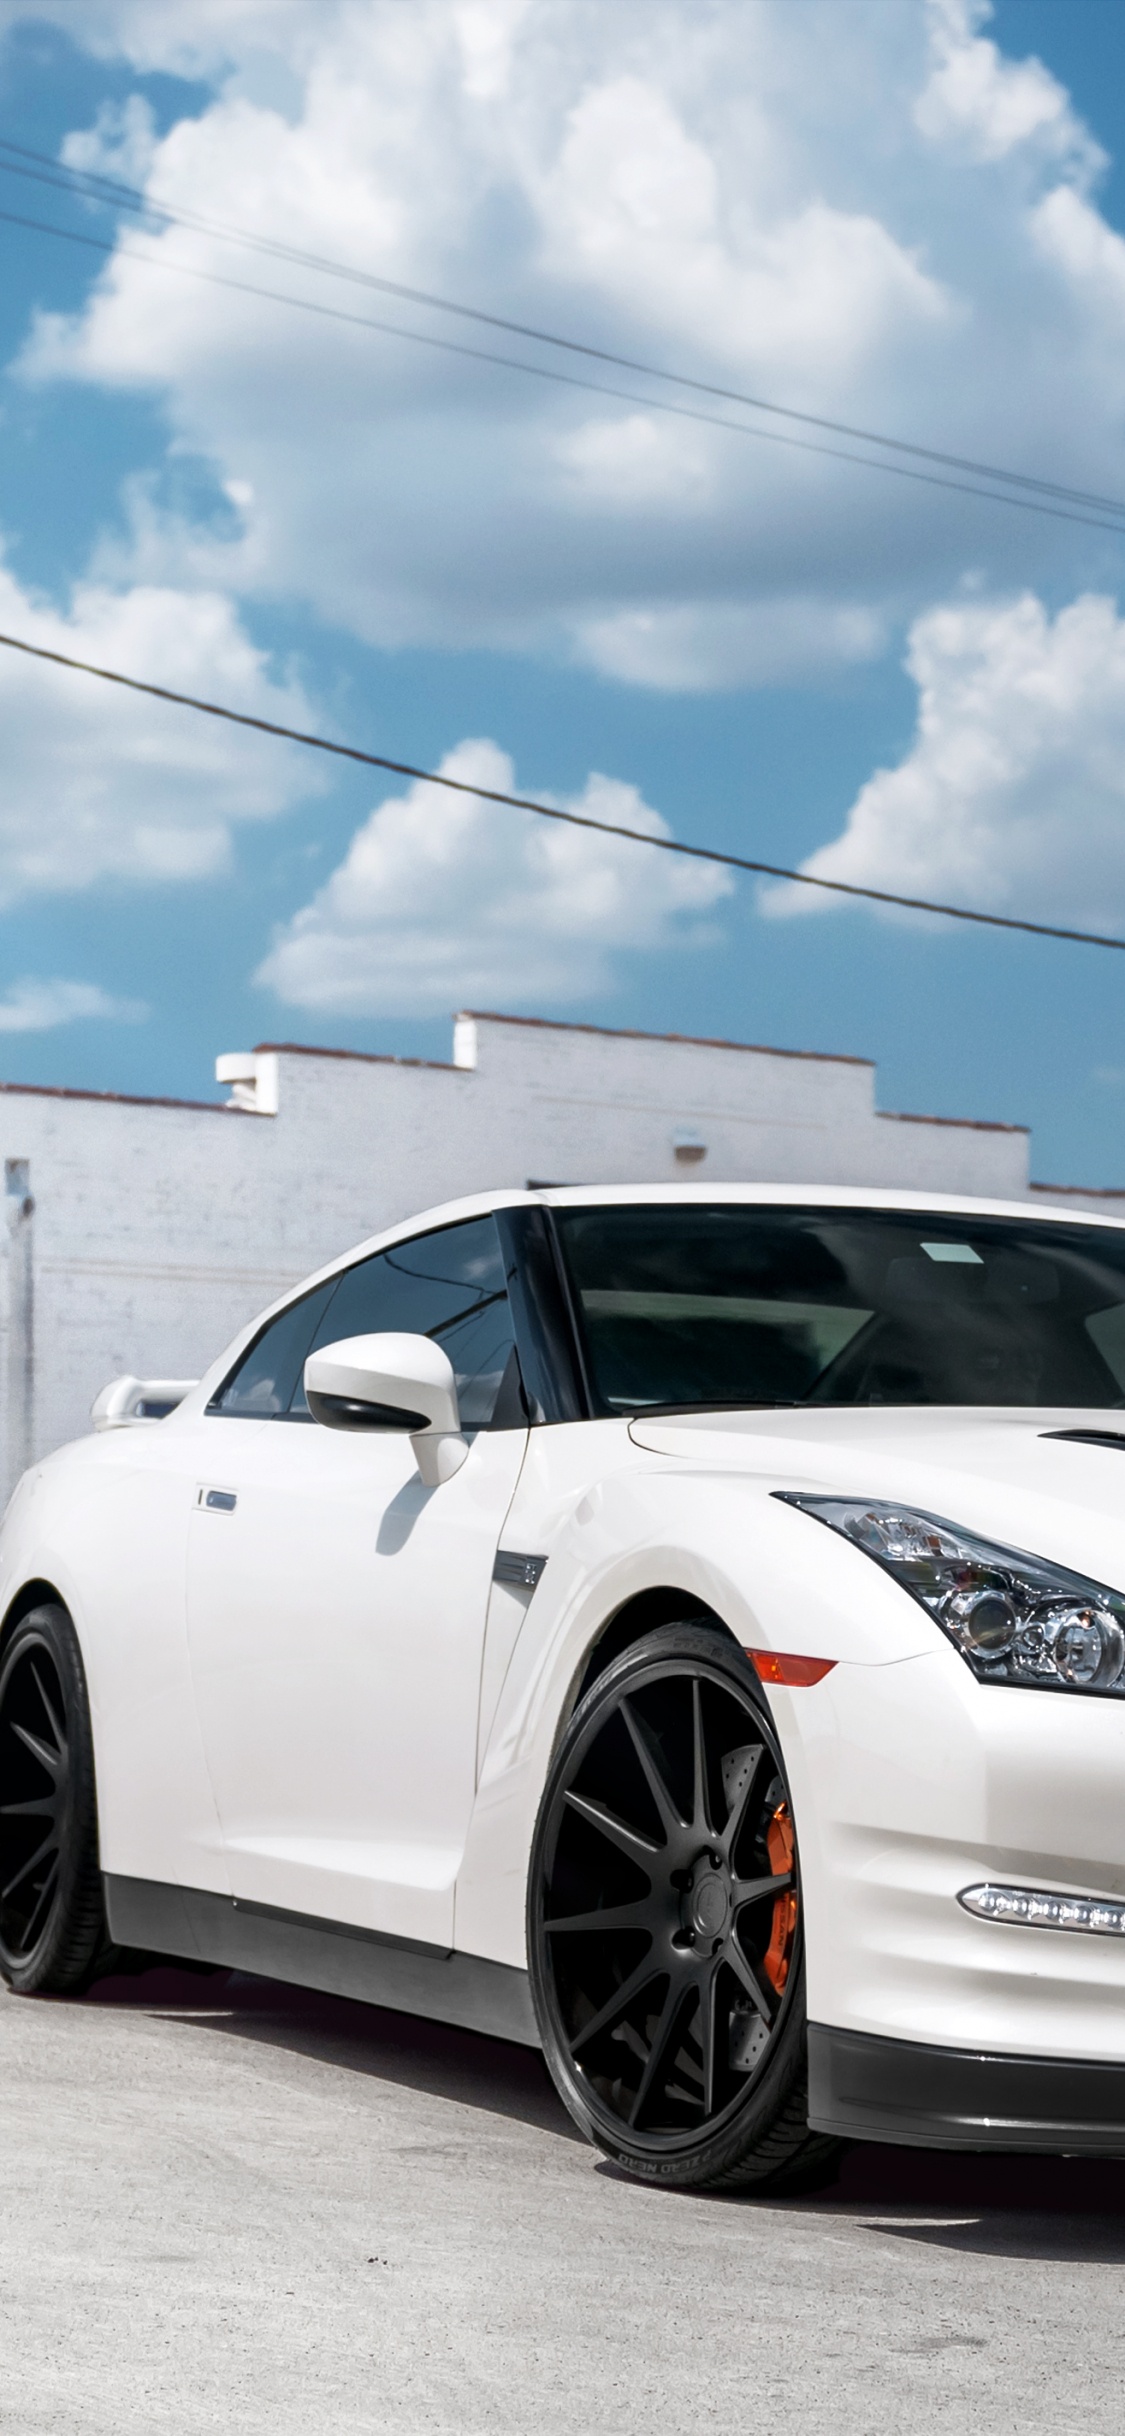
[{"left": 960, "top": 1882, "right": 1125, "bottom": 1937}]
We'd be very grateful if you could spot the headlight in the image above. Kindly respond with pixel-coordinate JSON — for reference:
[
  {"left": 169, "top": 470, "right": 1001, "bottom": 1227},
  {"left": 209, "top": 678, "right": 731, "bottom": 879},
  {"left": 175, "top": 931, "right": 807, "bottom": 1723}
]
[{"left": 779, "top": 1495, "right": 1125, "bottom": 1697}]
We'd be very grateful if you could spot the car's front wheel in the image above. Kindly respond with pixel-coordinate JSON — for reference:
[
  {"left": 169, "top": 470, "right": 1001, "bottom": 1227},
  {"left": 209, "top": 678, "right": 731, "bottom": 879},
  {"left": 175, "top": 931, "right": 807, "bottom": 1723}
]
[
  {"left": 0, "top": 1603, "right": 109, "bottom": 1993},
  {"left": 528, "top": 1620, "right": 841, "bottom": 2192}
]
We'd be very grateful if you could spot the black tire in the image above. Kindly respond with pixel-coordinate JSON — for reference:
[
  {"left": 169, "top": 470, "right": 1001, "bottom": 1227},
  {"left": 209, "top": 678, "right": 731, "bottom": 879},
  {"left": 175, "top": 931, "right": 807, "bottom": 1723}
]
[
  {"left": 528, "top": 1620, "right": 843, "bottom": 2193},
  {"left": 0, "top": 1603, "right": 109, "bottom": 1993}
]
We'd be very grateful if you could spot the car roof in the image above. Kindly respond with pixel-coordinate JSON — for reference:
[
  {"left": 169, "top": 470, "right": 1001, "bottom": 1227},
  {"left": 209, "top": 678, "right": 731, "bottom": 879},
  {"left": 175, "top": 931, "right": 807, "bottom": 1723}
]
[
  {"left": 189, "top": 1179, "right": 1125, "bottom": 1409},
  {"left": 365, "top": 1180, "right": 1125, "bottom": 1251},
  {"left": 256, "top": 1184, "right": 1125, "bottom": 1315},
  {"left": 533, "top": 1183, "right": 1125, "bottom": 1228}
]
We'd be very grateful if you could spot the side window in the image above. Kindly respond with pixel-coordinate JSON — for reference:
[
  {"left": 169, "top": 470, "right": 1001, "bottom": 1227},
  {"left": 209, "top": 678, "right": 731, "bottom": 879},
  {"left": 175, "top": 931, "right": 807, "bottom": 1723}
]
[
  {"left": 300, "top": 1215, "right": 519, "bottom": 1429},
  {"left": 1085, "top": 1302, "right": 1125, "bottom": 1391},
  {"left": 214, "top": 1215, "right": 520, "bottom": 1429},
  {"left": 210, "top": 1278, "right": 337, "bottom": 1417}
]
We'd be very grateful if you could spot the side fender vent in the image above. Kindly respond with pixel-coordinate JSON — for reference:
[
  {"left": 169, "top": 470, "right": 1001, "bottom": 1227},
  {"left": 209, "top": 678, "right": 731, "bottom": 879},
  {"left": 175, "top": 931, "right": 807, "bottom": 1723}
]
[{"left": 493, "top": 1551, "right": 546, "bottom": 1590}]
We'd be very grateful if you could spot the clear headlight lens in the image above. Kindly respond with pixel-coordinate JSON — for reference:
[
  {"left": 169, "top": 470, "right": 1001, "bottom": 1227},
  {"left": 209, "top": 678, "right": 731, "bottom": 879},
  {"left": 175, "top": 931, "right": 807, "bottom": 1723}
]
[{"left": 779, "top": 1495, "right": 1125, "bottom": 1696}]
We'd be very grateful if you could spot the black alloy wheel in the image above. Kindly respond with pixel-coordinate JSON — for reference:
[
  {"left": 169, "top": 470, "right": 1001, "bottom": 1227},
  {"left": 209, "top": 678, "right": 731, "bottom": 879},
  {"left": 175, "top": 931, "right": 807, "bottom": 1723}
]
[
  {"left": 529, "top": 1621, "right": 841, "bottom": 2191},
  {"left": 0, "top": 1604, "right": 108, "bottom": 1992}
]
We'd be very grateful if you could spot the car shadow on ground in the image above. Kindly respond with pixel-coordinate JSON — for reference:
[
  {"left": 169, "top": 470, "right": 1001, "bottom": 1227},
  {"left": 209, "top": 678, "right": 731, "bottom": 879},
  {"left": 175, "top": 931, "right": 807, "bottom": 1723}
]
[
  {"left": 596, "top": 2140, "right": 1125, "bottom": 2261},
  {"left": 822, "top": 2140, "right": 1125, "bottom": 2263},
  {"left": 77, "top": 1961, "right": 581, "bottom": 2140},
  {"left": 74, "top": 1964, "right": 1125, "bottom": 2252}
]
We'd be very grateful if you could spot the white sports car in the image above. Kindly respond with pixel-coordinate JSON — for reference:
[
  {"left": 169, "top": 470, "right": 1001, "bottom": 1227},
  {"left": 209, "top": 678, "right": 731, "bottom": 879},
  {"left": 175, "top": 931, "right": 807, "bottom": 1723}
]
[{"left": 6, "top": 1184, "right": 1125, "bottom": 2191}]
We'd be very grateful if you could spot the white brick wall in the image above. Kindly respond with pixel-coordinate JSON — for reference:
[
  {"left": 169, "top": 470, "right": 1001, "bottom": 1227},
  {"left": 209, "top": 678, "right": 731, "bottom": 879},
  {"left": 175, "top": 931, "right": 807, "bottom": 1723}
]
[{"left": 0, "top": 1006, "right": 1109, "bottom": 1492}]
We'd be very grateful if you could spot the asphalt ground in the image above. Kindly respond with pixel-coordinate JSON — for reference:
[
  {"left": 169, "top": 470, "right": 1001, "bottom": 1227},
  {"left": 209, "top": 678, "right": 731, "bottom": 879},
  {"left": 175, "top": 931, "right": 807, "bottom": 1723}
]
[{"left": 0, "top": 1964, "right": 1121, "bottom": 2436}]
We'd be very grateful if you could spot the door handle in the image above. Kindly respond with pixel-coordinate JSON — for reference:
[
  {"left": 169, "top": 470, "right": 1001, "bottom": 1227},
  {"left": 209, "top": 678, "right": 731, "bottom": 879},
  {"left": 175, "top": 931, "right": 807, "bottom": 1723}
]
[{"left": 198, "top": 1487, "right": 237, "bottom": 1513}]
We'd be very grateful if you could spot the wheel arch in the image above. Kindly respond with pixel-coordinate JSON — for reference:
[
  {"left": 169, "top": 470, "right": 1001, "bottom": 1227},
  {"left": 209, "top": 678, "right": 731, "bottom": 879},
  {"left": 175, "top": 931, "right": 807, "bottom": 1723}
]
[
  {"left": 0, "top": 1579, "right": 71, "bottom": 1658},
  {"left": 574, "top": 1585, "right": 739, "bottom": 1706}
]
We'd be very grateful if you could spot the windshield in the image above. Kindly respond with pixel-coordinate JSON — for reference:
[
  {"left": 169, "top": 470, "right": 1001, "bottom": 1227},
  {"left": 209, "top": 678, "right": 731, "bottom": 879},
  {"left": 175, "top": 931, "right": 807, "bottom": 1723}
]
[{"left": 552, "top": 1204, "right": 1125, "bottom": 1412}]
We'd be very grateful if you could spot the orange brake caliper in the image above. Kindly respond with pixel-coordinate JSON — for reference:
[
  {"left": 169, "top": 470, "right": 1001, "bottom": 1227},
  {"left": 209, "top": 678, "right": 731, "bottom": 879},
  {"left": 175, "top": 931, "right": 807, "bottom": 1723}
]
[{"left": 761, "top": 1801, "right": 798, "bottom": 1994}]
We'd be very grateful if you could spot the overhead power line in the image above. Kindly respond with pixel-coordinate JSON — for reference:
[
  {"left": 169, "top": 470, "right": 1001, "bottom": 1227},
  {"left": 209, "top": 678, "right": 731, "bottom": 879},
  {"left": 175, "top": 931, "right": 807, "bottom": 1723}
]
[
  {"left": 5, "top": 133, "right": 1124, "bottom": 516},
  {"left": 0, "top": 624, "right": 1120, "bottom": 956},
  {"left": 3, "top": 201, "right": 1124, "bottom": 542},
  {"left": 1, "top": 137, "right": 1124, "bottom": 536}
]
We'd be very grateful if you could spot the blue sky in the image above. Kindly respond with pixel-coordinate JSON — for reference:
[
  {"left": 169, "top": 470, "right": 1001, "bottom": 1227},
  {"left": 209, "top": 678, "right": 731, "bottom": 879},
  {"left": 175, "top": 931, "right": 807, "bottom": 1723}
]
[{"left": 0, "top": 0, "right": 1124, "bottom": 1185}]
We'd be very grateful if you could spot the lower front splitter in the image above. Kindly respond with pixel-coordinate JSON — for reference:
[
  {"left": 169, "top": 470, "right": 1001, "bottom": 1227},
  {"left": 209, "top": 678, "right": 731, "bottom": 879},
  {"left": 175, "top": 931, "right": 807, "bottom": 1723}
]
[{"left": 808, "top": 2022, "right": 1125, "bottom": 2154}]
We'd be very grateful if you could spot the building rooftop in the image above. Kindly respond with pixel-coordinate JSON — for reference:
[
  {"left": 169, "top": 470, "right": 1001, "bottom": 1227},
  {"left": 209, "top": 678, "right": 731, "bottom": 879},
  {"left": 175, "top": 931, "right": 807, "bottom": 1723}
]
[
  {"left": 878, "top": 1107, "right": 1028, "bottom": 1137},
  {"left": 453, "top": 1008, "right": 875, "bottom": 1067},
  {"left": 0, "top": 1078, "right": 239, "bottom": 1114},
  {"left": 254, "top": 1040, "right": 457, "bottom": 1072}
]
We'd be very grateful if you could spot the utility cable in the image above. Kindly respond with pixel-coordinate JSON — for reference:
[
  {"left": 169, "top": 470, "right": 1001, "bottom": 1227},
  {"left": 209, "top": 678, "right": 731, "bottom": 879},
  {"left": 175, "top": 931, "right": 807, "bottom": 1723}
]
[
  {"left": 0, "top": 625, "right": 1120, "bottom": 955},
  {"left": 2, "top": 199, "right": 1124, "bottom": 538},
  {"left": 1, "top": 135, "right": 1123, "bottom": 530}
]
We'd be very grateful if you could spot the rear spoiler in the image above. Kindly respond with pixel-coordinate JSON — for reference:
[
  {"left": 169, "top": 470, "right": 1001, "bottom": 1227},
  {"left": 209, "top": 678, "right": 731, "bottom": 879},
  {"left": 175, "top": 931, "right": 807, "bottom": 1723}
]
[{"left": 91, "top": 1376, "right": 199, "bottom": 1431}]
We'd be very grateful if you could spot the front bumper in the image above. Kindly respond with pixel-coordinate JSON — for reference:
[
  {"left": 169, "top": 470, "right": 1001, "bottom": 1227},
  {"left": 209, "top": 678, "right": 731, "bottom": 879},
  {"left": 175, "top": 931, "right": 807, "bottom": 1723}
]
[
  {"left": 771, "top": 1645, "right": 1125, "bottom": 2065},
  {"left": 809, "top": 2022, "right": 1125, "bottom": 2154}
]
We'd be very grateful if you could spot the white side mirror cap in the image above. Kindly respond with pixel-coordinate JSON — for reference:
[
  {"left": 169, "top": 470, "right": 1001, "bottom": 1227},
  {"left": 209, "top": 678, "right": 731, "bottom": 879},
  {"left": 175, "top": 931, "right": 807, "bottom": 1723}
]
[{"left": 304, "top": 1333, "right": 468, "bottom": 1484}]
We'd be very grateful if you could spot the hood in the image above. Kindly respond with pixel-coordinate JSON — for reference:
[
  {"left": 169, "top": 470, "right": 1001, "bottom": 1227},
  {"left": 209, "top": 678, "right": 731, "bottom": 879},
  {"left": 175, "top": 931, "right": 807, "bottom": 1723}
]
[{"left": 627, "top": 1405, "right": 1125, "bottom": 1592}]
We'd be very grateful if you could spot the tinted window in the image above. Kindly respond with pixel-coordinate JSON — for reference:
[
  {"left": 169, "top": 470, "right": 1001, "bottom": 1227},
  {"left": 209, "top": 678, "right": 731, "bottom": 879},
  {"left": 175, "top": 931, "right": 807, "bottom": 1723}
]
[
  {"left": 211, "top": 1278, "right": 337, "bottom": 1417},
  {"left": 553, "top": 1204, "right": 1125, "bottom": 1412},
  {"left": 214, "top": 1216, "right": 518, "bottom": 1429}
]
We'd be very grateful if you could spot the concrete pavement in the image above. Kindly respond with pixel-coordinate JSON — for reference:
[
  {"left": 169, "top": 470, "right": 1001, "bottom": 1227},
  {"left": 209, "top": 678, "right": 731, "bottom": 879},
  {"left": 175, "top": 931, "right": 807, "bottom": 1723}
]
[{"left": 0, "top": 1963, "right": 1121, "bottom": 2435}]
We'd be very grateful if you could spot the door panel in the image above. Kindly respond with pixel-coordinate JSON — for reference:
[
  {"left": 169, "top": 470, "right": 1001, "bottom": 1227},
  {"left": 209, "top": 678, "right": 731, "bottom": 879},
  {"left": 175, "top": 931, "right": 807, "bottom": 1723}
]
[
  {"left": 186, "top": 1418, "right": 526, "bottom": 1943},
  {"left": 184, "top": 1212, "right": 529, "bottom": 1945},
  {"left": 62, "top": 1421, "right": 239, "bottom": 1893}
]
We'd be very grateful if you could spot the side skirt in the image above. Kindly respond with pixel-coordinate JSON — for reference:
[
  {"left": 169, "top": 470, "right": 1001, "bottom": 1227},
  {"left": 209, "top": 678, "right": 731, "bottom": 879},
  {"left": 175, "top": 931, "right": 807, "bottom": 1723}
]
[{"left": 104, "top": 1874, "right": 540, "bottom": 2049}]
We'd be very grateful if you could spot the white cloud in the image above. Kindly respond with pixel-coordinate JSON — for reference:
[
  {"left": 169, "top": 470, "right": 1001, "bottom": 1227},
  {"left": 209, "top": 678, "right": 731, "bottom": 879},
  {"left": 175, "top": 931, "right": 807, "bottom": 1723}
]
[
  {"left": 9, "top": 0, "right": 1125, "bottom": 691},
  {"left": 915, "top": 0, "right": 1100, "bottom": 174},
  {"left": 764, "top": 591, "right": 1125, "bottom": 934},
  {"left": 0, "top": 559, "right": 322, "bottom": 901},
  {"left": 0, "top": 0, "right": 340, "bottom": 77},
  {"left": 0, "top": 979, "right": 147, "bottom": 1031},
  {"left": 554, "top": 415, "right": 714, "bottom": 510},
  {"left": 61, "top": 93, "right": 159, "bottom": 189},
  {"left": 536, "top": 72, "right": 946, "bottom": 380},
  {"left": 575, "top": 596, "right": 885, "bottom": 691},
  {"left": 1032, "top": 183, "right": 1125, "bottom": 322},
  {"left": 256, "top": 735, "right": 732, "bottom": 1014}
]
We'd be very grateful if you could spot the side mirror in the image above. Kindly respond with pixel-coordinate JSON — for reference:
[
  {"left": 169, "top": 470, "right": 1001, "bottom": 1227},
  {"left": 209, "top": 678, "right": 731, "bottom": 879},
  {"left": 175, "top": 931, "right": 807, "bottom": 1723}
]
[{"left": 303, "top": 1333, "right": 468, "bottom": 1487}]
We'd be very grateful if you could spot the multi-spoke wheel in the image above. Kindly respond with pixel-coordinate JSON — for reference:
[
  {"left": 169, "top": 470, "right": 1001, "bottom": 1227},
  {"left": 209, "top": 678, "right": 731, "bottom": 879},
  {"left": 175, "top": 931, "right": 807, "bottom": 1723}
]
[
  {"left": 0, "top": 1604, "right": 108, "bottom": 1992},
  {"left": 528, "top": 1621, "right": 841, "bottom": 2192}
]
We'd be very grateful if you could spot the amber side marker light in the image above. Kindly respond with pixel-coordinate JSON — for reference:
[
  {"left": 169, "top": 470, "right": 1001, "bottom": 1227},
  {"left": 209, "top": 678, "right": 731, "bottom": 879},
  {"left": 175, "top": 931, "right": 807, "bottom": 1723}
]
[{"left": 749, "top": 1651, "right": 836, "bottom": 1687}]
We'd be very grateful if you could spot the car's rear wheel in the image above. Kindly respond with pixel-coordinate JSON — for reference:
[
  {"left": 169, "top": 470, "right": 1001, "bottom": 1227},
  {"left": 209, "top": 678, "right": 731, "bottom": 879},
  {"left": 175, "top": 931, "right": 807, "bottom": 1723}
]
[
  {"left": 0, "top": 1603, "right": 109, "bottom": 1993},
  {"left": 528, "top": 1620, "right": 842, "bottom": 2192}
]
